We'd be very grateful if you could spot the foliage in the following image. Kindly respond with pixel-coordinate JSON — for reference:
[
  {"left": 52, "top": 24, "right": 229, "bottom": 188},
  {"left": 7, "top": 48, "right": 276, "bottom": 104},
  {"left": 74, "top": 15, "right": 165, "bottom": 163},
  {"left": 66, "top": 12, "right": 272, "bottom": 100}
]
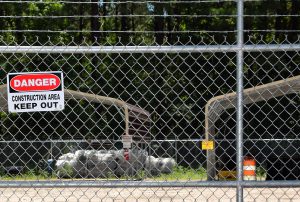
[
  {"left": 1, "top": 1, "right": 299, "bottom": 45},
  {"left": 256, "top": 166, "right": 267, "bottom": 178},
  {"left": 0, "top": 1, "right": 299, "bottom": 143}
]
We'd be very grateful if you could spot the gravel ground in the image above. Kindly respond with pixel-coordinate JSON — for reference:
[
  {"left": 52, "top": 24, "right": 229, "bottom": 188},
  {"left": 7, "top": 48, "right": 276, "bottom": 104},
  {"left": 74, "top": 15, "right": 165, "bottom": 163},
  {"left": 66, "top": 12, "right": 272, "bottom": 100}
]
[{"left": 0, "top": 187, "right": 300, "bottom": 202}]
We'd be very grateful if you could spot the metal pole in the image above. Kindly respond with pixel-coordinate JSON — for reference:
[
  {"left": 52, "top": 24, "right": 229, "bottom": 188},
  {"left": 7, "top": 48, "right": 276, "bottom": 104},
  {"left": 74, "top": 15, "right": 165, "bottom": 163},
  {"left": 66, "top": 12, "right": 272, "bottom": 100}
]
[{"left": 236, "top": 0, "right": 244, "bottom": 202}]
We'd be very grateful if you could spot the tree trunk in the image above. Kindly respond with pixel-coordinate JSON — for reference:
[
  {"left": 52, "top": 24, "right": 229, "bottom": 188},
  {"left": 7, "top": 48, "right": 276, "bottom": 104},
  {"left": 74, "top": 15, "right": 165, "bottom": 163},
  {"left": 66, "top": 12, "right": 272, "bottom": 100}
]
[
  {"left": 100, "top": 2, "right": 107, "bottom": 40},
  {"left": 287, "top": 0, "right": 300, "bottom": 76},
  {"left": 131, "top": 3, "right": 135, "bottom": 34},
  {"left": 0, "top": 6, "right": 4, "bottom": 34},
  {"left": 79, "top": 3, "right": 84, "bottom": 43},
  {"left": 274, "top": 1, "right": 286, "bottom": 41},
  {"left": 166, "top": 7, "right": 172, "bottom": 42},
  {"left": 289, "top": 0, "right": 298, "bottom": 42},
  {"left": 90, "top": 0, "right": 100, "bottom": 42},
  {"left": 14, "top": 4, "right": 23, "bottom": 44},
  {"left": 120, "top": 1, "right": 129, "bottom": 44},
  {"left": 154, "top": 3, "right": 164, "bottom": 45}
]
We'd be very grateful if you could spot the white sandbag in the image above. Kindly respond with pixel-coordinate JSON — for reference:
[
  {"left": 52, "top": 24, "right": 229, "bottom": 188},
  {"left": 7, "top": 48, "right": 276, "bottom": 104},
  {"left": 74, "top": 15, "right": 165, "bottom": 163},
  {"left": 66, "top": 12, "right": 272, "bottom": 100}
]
[
  {"left": 145, "top": 156, "right": 177, "bottom": 176},
  {"left": 160, "top": 158, "right": 176, "bottom": 174},
  {"left": 114, "top": 149, "right": 147, "bottom": 176},
  {"left": 87, "top": 151, "right": 116, "bottom": 178},
  {"left": 72, "top": 150, "right": 89, "bottom": 178},
  {"left": 56, "top": 153, "right": 75, "bottom": 169},
  {"left": 145, "top": 156, "right": 161, "bottom": 176},
  {"left": 56, "top": 153, "right": 77, "bottom": 178}
]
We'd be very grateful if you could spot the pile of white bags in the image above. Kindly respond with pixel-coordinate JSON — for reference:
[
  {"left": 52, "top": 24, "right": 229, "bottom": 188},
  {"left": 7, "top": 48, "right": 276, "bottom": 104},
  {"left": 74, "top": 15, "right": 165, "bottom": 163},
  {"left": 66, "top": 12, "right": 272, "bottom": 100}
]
[
  {"left": 56, "top": 149, "right": 167, "bottom": 178},
  {"left": 56, "top": 150, "right": 117, "bottom": 178}
]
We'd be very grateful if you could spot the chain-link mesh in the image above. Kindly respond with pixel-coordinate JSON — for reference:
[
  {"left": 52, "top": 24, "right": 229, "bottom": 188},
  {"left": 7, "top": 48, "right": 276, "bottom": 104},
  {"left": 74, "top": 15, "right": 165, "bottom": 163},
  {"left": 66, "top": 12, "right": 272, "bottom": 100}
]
[{"left": 0, "top": 0, "right": 300, "bottom": 201}]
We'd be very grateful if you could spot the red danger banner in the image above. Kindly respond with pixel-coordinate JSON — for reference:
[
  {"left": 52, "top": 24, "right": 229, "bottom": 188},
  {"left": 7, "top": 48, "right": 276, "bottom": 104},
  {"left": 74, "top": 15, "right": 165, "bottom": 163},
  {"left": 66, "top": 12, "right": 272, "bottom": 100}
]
[
  {"left": 10, "top": 74, "right": 60, "bottom": 92},
  {"left": 7, "top": 72, "right": 64, "bottom": 113}
]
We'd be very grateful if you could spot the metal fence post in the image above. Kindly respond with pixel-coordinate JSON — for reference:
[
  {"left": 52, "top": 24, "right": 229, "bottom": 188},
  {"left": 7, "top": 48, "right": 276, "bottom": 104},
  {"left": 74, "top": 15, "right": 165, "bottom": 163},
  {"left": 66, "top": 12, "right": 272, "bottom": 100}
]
[{"left": 236, "top": 0, "right": 244, "bottom": 201}]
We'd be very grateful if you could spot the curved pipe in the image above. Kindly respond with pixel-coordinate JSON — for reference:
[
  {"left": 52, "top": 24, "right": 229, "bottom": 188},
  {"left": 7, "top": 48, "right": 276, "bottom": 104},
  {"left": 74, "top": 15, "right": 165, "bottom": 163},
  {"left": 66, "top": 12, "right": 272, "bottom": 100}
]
[{"left": 0, "top": 85, "right": 150, "bottom": 146}]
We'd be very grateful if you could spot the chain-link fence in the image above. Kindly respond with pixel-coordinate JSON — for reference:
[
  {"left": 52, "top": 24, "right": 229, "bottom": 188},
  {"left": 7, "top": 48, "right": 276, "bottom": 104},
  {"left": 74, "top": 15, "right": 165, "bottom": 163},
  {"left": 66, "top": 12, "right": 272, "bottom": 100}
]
[{"left": 0, "top": 0, "right": 300, "bottom": 201}]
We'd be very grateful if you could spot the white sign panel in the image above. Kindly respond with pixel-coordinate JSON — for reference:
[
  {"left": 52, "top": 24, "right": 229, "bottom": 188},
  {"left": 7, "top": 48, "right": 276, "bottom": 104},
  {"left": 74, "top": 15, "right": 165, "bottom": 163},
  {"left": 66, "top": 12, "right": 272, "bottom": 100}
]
[
  {"left": 122, "top": 135, "right": 132, "bottom": 148},
  {"left": 7, "top": 71, "right": 64, "bottom": 113}
]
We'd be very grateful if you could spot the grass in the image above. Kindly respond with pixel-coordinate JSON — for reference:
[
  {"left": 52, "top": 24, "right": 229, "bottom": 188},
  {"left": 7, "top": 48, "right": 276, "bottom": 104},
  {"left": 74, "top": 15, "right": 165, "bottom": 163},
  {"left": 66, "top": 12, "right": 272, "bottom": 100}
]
[
  {"left": 0, "top": 170, "right": 56, "bottom": 181},
  {"left": 148, "top": 166, "right": 207, "bottom": 181},
  {"left": 0, "top": 166, "right": 207, "bottom": 181}
]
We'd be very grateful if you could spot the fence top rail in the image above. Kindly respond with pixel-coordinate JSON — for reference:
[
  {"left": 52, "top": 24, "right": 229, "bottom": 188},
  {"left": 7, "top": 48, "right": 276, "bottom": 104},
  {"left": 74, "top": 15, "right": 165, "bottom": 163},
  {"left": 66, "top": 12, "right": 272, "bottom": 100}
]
[
  {"left": 0, "top": 180, "right": 299, "bottom": 188},
  {"left": 0, "top": 44, "right": 300, "bottom": 54}
]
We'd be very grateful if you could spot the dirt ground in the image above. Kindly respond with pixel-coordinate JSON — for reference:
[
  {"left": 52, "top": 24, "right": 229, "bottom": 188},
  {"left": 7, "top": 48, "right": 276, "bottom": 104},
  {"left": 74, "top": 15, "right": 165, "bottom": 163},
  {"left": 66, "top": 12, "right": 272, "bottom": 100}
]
[{"left": 0, "top": 187, "right": 300, "bottom": 202}]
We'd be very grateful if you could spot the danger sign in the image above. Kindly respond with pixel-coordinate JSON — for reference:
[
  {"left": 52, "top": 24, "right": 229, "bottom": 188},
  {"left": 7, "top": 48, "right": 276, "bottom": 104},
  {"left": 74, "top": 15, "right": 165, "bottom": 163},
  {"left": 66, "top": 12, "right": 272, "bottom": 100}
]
[{"left": 7, "top": 72, "right": 64, "bottom": 113}]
